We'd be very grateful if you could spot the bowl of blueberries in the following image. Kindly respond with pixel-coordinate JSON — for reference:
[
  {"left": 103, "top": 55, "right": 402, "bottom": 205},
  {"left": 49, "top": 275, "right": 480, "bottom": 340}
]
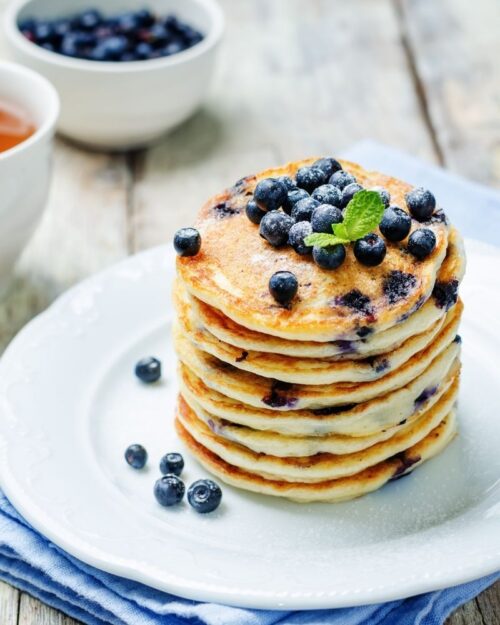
[{"left": 3, "top": 0, "right": 224, "bottom": 149}]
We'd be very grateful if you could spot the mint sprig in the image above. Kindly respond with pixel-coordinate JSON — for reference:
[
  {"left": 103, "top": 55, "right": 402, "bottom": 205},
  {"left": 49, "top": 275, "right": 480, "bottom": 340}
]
[{"left": 304, "top": 190, "right": 385, "bottom": 248}]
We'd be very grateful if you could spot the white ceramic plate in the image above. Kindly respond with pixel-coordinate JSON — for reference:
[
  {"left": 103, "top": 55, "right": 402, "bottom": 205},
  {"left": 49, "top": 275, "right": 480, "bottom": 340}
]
[{"left": 0, "top": 239, "right": 499, "bottom": 610}]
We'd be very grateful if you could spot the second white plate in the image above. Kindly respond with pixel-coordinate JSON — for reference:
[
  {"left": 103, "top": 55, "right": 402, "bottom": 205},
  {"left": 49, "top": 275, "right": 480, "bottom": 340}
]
[{"left": 0, "top": 239, "right": 499, "bottom": 609}]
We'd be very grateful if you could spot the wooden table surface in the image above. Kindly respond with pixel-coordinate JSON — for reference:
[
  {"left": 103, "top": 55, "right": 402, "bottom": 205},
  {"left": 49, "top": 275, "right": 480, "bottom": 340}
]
[{"left": 0, "top": 0, "right": 499, "bottom": 623}]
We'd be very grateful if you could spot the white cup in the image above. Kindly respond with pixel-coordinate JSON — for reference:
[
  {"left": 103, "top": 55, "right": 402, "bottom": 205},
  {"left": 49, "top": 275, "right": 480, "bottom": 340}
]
[{"left": 0, "top": 61, "right": 59, "bottom": 295}]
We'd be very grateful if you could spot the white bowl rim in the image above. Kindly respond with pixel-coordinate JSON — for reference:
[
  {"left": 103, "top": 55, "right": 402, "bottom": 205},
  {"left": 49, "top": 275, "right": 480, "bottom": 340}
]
[
  {"left": 0, "top": 60, "right": 59, "bottom": 161},
  {"left": 3, "top": 0, "right": 225, "bottom": 74}
]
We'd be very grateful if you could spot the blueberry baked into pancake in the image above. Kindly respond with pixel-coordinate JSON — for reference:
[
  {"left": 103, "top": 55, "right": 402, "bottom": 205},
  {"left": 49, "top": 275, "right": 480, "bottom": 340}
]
[{"left": 172, "top": 157, "right": 465, "bottom": 502}]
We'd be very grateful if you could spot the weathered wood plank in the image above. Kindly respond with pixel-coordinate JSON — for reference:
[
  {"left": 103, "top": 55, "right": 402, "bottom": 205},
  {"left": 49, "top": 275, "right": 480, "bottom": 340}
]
[
  {"left": 475, "top": 579, "right": 500, "bottom": 625},
  {"left": 130, "top": 0, "right": 438, "bottom": 251},
  {"left": 399, "top": 0, "right": 500, "bottom": 186},
  {"left": 18, "top": 594, "right": 81, "bottom": 625},
  {"left": 0, "top": 581, "right": 19, "bottom": 625}
]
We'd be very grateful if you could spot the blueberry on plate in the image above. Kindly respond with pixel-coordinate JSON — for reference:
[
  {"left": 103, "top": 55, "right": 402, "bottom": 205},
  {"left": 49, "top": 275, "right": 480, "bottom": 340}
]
[
  {"left": 371, "top": 186, "right": 391, "bottom": 208},
  {"left": 329, "top": 170, "right": 356, "bottom": 191},
  {"left": 313, "top": 244, "right": 346, "bottom": 270},
  {"left": 254, "top": 178, "right": 288, "bottom": 211},
  {"left": 379, "top": 206, "right": 412, "bottom": 242},
  {"left": 283, "top": 187, "right": 309, "bottom": 214},
  {"left": 124, "top": 444, "right": 147, "bottom": 469},
  {"left": 295, "top": 166, "right": 326, "bottom": 192},
  {"left": 354, "top": 234, "right": 387, "bottom": 266},
  {"left": 311, "top": 204, "right": 343, "bottom": 233},
  {"left": 291, "top": 197, "right": 319, "bottom": 222},
  {"left": 277, "top": 175, "right": 296, "bottom": 191},
  {"left": 311, "top": 184, "right": 341, "bottom": 206},
  {"left": 159, "top": 452, "right": 184, "bottom": 476},
  {"left": 135, "top": 356, "right": 162, "bottom": 383},
  {"left": 259, "top": 211, "right": 294, "bottom": 246},
  {"left": 407, "top": 228, "right": 436, "bottom": 259},
  {"left": 188, "top": 479, "right": 222, "bottom": 513},
  {"left": 288, "top": 221, "right": 313, "bottom": 255},
  {"left": 174, "top": 227, "right": 201, "bottom": 257},
  {"left": 340, "top": 183, "right": 363, "bottom": 208},
  {"left": 312, "top": 157, "right": 342, "bottom": 178},
  {"left": 405, "top": 187, "right": 436, "bottom": 221},
  {"left": 154, "top": 475, "right": 185, "bottom": 507},
  {"left": 269, "top": 271, "right": 298, "bottom": 306}
]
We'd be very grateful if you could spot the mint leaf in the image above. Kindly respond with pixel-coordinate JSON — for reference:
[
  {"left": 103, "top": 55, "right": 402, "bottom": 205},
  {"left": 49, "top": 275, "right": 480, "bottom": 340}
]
[
  {"left": 333, "top": 222, "right": 349, "bottom": 241},
  {"left": 303, "top": 189, "right": 385, "bottom": 249},
  {"left": 304, "top": 232, "right": 349, "bottom": 247},
  {"left": 342, "top": 190, "right": 385, "bottom": 241}
]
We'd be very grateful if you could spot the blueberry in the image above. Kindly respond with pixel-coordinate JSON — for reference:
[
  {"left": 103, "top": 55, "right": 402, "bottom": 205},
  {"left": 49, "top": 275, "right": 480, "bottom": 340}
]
[
  {"left": 125, "top": 444, "right": 147, "bottom": 469},
  {"left": 311, "top": 184, "right": 341, "bottom": 206},
  {"left": 154, "top": 475, "right": 185, "bottom": 507},
  {"left": 312, "top": 157, "right": 342, "bottom": 178},
  {"left": 136, "top": 42, "right": 154, "bottom": 59},
  {"left": 295, "top": 166, "right": 326, "bottom": 192},
  {"left": 246, "top": 199, "right": 266, "bottom": 224},
  {"left": 405, "top": 187, "right": 436, "bottom": 221},
  {"left": 311, "top": 204, "right": 343, "bottom": 233},
  {"left": 277, "top": 175, "right": 296, "bottom": 191},
  {"left": 187, "top": 479, "right": 222, "bottom": 513},
  {"left": 164, "top": 42, "right": 184, "bottom": 56},
  {"left": 259, "top": 211, "right": 294, "bottom": 246},
  {"left": 269, "top": 271, "right": 298, "bottom": 306},
  {"left": 135, "top": 356, "right": 162, "bottom": 383},
  {"left": 174, "top": 227, "right": 201, "bottom": 256},
  {"left": 78, "top": 9, "right": 102, "bottom": 31},
  {"left": 283, "top": 187, "right": 309, "bottom": 214},
  {"left": 159, "top": 452, "right": 184, "bottom": 476},
  {"left": 135, "top": 9, "right": 155, "bottom": 28},
  {"left": 329, "top": 170, "right": 356, "bottom": 191},
  {"left": 291, "top": 197, "right": 319, "bottom": 222},
  {"left": 254, "top": 178, "right": 288, "bottom": 212},
  {"left": 53, "top": 19, "right": 71, "bottom": 38},
  {"left": 94, "top": 35, "right": 128, "bottom": 60},
  {"left": 340, "top": 183, "right": 363, "bottom": 208},
  {"left": 61, "top": 34, "right": 81, "bottom": 57},
  {"left": 371, "top": 186, "right": 391, "bottom": 208},
  {"left": 379, "top": 206, "right": 412, "bottom": 242},
  {"left": 313, "top": 244, "right": 346, "bottom": 270},
  {"left": 288, "top": 221, "right": 313, "bottom": 255},
  {"left": 147, "top": 23, "right": 169, "bottom": 46},
  {"left": 120, "top": 52, "right": 138, "bottom": 62},
  {"left": 407, "top": 228, "right": 436, "bottom": 259},
  {"left": 354, "top": 234, "right": 387, "bottom": 266}
]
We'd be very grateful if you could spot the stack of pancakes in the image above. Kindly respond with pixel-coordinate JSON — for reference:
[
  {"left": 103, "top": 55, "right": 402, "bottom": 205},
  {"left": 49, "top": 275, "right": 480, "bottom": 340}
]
[{"left": 174, "top": 159, "right": 466, "bottom": 502}]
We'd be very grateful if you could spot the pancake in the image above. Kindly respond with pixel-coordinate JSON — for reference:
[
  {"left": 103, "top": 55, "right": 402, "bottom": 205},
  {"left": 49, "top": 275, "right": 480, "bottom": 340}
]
[
  {"left": 173, "top": 301, "right": 462, "bottom": 410},
  {"left": 185, "top": 227, "right": 465, "bottom": 358},
  {"left": 177, "top": 158, "right": 451, "bottom": 341},
  {"left": 177, "top": 382, "right": 457, "bottom": 482},
  {"left": 181, "top": 365, "right": 460, "bottom": 454},
  {"left": 175, "top": 280, "right": 448, "bottom": 385},
  {"left": 179, "top": 353, "right": 460, "bottom": 437},
  {"left": 176, "top": 410, "right": 458, "bottom": 502}
]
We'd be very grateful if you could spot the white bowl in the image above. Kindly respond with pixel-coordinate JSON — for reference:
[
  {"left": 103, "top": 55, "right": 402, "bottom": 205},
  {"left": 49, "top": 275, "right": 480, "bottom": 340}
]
[
  {"left": 0, "top": 61, "right": 59, "bottom": 296},
  {"left": 3, "top": 0, "right": 224, "bottom": 150}
]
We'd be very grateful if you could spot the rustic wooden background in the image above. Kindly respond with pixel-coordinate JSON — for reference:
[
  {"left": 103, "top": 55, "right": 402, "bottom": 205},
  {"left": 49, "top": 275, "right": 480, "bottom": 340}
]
[{"left": 0, "top": 0, "right": 499, "bottom": 623}]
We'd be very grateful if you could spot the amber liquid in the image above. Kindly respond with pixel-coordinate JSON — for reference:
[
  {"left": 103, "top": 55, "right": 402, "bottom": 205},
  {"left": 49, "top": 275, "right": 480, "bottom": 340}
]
[{"left": 0, "top": 101, "right": 36, "bottom": 152}]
